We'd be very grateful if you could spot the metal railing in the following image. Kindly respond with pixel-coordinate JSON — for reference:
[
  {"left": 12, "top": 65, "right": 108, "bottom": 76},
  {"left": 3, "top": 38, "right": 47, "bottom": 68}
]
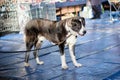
[
  {"left": 0, "top": 10, "right": 19, "bottom": 32},
  {"left": 0, "top": 2, "right": 57, "bottom": 33}
]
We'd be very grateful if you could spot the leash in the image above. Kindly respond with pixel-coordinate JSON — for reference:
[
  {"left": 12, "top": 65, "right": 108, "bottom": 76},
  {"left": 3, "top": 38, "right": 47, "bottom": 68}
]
[{"left": 0, "top": 34, "right": 72, "bottom": 53}]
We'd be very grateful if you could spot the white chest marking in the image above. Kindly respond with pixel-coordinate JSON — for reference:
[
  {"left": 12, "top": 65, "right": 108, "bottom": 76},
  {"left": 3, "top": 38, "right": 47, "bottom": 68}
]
[{"left": 66, "top": 34, "right": 77, "bottom": 45}]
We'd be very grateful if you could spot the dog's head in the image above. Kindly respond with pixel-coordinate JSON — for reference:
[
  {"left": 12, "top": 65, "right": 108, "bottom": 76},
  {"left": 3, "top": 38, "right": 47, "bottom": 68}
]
[{"left": 66, "top": 17, "right": 86, "bottom": 36}]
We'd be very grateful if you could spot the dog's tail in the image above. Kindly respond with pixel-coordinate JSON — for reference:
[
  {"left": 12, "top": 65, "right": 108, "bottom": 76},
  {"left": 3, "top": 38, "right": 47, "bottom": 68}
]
[{"left": 24, "top": 20, "right": 39, "bottom": 37}]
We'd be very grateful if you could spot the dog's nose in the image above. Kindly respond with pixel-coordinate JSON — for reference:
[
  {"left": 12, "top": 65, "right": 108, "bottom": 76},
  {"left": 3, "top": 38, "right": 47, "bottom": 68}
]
[{"left": 83, "top": 30, "right": 86, "bottom": 34}]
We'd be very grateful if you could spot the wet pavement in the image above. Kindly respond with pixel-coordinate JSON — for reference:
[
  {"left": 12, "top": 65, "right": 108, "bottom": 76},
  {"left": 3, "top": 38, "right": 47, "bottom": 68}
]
[{"left": 0, "top": 18, "right": 120, "bottom": 80}]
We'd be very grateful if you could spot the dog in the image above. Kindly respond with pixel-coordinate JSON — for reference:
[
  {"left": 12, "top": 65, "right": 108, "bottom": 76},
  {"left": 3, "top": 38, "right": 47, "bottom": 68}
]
[{"left": 24, "top": 16, "right": 86, "bottom": 69}]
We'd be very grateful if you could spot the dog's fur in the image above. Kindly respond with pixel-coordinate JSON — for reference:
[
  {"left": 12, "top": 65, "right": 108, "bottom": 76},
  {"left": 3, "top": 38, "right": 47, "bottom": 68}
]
[{"left": 24, "top": 17, "right": 86, "bottom": 69}]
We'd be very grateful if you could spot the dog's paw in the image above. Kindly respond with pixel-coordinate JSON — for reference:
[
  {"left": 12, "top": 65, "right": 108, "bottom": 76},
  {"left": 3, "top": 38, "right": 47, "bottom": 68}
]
[
  {"left": 74, "top": 63, "right": 82, "bottom": 67},
  {"left": 25, "top": 62, "right": 30, "bottom": 67},
  {"left": 62, "top": 65, "right": 69, "bottom": 70},
  {"left": 37, "top": 61, "right": 44, "bottom": 65}
]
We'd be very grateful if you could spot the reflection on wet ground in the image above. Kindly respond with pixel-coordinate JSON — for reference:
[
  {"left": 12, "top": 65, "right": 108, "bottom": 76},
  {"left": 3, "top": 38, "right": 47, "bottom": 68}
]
[{"left": 0, "top": 19, "right": 120, "bottom": 80}]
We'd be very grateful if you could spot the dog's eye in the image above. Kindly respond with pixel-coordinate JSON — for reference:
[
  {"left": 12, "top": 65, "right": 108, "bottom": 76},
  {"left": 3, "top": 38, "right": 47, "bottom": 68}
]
[
  {"left": 72, "top": 26, "right": 80, "bottom": 32},
  {"left": 73, "top": 24, "right": 77, "bottom": 26}
]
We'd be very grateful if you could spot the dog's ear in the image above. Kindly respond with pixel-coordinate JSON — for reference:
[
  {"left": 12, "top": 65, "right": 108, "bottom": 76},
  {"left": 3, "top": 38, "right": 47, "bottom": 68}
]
[
  {"left": 71, "top": 17, "right": 81, "bottom": 24},
  {"left": 71, "top": 18, "right": 78, "bottom": 24},
  {"left": 79, "top": 17, "right": 85, "bottom": 26},
  {"left": 71, "top": 17, "right": 78, "bottom": 22}
]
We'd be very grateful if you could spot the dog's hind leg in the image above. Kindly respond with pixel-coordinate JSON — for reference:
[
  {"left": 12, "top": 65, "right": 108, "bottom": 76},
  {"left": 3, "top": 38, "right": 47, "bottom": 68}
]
[
  {"left": 25, "top": 41, "right": 33, "bottom": 67},
  {"left": 33, "top": 41, "right": 44, "bottom": 65},
  {"left": 59, "top": 43, "right": 68, "bottom": 69}
]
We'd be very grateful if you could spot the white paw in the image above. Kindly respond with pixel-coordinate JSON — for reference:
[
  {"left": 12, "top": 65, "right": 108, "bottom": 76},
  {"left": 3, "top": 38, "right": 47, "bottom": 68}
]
[
  {"left": 74, "top": 63, "right": 82, "bottom": 67},
  {"left": 62, "top": 65, "right": 69, "bottom": 70},
  {"left": 25, "top": 62, "right": 30, "bottom": 67},
  {"left": 37, "top": 61, "right": 44, "bottom": 65}
]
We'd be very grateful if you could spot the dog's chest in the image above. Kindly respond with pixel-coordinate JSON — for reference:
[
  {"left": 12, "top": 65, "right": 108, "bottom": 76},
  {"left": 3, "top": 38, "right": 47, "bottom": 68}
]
[{"left": 66, "top": 34, "right": 77, "bottom": 45}]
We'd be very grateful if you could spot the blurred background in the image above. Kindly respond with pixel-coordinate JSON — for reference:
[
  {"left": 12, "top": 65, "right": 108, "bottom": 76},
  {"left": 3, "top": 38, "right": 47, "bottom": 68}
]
[{"left": 0, "top": 0, "right": 119, "bottom": 35}]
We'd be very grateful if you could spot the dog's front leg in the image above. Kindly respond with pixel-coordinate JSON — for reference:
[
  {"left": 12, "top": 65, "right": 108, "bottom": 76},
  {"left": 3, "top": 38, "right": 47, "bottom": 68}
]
[
  {"left": 69, "top": 44, "right": 82, "bottom": 67},
  {"left": 61, "top": 54, "right": 68, "bottom": 69},
  {"left": 59, "top": 43, "right": 68, "bottom": 69}
]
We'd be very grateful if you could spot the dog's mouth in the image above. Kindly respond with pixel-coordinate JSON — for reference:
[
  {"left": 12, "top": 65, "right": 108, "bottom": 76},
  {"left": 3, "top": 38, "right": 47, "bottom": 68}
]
[{"left": 78, "top": 33, "right": 84, "bottom": 36}]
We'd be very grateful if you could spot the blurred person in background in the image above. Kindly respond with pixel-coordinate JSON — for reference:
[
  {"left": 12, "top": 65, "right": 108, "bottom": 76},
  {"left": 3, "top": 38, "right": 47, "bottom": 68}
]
[{"left": 89, "top": 0, "right": 102, "bottom": 19}]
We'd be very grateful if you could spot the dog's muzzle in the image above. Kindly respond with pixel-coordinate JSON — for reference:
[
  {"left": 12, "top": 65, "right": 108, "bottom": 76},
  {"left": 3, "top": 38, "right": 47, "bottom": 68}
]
[{"left": 78, "top": 30, "right": 87, "bottom": 36}]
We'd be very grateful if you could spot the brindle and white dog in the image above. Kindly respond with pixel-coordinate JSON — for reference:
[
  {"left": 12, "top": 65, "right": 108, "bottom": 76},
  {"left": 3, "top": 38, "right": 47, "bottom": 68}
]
[{"left": 24, "top": 17, "right": 86, "bottom": 69}]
